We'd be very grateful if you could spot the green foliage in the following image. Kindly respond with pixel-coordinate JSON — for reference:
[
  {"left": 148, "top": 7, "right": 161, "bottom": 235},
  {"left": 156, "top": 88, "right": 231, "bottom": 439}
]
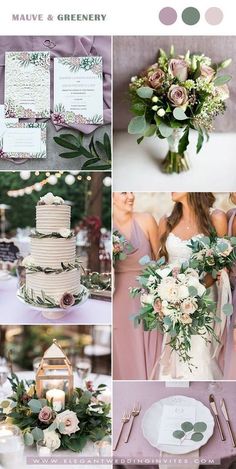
[{"left": 173, "top": 420, "right": 207, "bottom": 443}]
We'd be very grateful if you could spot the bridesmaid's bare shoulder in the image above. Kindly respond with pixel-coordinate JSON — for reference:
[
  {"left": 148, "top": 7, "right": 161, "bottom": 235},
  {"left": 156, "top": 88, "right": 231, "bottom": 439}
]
[
  {"left": 210, "top": 209, "right": 227, "bottom": 236},
  {"left": 134, "top": 211, "right": 158, "bottom": 228},
  {"left": 227, "top": 208, "right": 236, "bottom": 235}
]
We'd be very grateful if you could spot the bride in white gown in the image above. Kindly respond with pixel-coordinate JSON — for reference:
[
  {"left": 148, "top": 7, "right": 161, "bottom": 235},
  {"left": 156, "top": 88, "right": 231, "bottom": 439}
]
[{"left": 158, "top": 192, "right": 228, "bottom": 380}]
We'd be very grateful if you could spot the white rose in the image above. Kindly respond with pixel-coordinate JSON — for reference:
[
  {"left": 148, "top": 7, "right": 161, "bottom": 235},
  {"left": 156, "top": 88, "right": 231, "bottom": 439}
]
[
  {"left": 157, "top": 108, "right": 165, "bottom": 117},
  {"left": 177, "top": 273, "right": 187, "bottom": 282},
  {"left": 59, "top": 228, "right": 71, "bottom": 238},
  {"left": 158, "top": 281, "right": 179, "bottom": 303},
  {"left": 54, "top": 196, "right": 64, "bottom": 205},
  {"left": 40, "top": 192, "right": 55, "bottom": 205},
  {"left": 56, "top": 410, "right": 80, "bottom": 435},
  {"left": 185, "top": 268, "right": 199, "bottom": 278},
  {"left": 156, "top": 267, "right": 172, "bottom": 278},
  {"left": 43, "top": 429, "right": 61, "bottom": 451},
  {"left": 178, "top": 285, "right": 189, "bottom": 300},
  {"left": 141, "top": 293, "right": 154, "bottom": 306},
  {"left": 181, "top": 298, "right": 198, "bottom": 315},
  {"left": 22, "top": 255, "right": 35, "bottom": 267}
]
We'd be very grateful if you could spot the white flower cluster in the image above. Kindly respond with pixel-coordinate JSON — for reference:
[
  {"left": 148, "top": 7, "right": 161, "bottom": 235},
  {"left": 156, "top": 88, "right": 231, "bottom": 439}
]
[{"left": 38, "top": 192, "right": 64, "bottom": 205}]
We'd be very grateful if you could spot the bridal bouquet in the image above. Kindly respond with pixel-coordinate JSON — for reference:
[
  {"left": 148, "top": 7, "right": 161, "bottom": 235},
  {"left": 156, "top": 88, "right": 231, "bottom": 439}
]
[
  {"left": 130, "top": 258, "right": 217, "bottom": 365},
  {"left": 1, "top": 374, "right": 111, "bottom": 453},
  {"left": 128, "top": 46, "right": 232, "bottom": 173},
  {"left": 113, "top": 230, "right": 133, "bottom": 262},
  {"left": 188, "top": 233, "right": 236, "bottom": 279}
]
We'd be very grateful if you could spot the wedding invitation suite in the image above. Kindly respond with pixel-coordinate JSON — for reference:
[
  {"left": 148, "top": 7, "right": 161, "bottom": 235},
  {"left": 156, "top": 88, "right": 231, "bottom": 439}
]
[
  {"left": 157, "top": 404, "right": 196, "bottom": 446},
  {"left": 1, "top": 123, "right": 46, "bottom": 159},
  {"left": 54, "top": 56, "right": 103, "bottom": 125},
  {"left": 4, "top": 51, "right": 50, "bottom": 118}
]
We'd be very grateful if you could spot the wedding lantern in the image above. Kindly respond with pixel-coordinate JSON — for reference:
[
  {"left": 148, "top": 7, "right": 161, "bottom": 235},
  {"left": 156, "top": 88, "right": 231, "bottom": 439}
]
[{"left": 36, "top": 339, "right": 73, "bottom": 408}]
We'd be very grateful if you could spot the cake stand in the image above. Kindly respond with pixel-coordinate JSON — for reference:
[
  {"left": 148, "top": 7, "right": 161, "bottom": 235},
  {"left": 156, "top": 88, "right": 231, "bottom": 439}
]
[{"left": 17, "top": 285, "right": 89, "bottom": 320}]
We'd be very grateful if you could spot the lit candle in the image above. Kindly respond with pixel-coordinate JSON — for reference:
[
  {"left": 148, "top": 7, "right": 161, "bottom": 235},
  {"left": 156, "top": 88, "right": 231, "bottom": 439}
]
[{"left": 46, "top": 389, "right": 65, "bottom": 411}]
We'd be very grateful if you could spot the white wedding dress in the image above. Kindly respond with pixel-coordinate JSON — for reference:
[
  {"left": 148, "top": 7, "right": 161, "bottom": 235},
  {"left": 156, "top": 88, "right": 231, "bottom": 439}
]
[{"left": 158, "top": 232, "right": 223, "bottom": 381}]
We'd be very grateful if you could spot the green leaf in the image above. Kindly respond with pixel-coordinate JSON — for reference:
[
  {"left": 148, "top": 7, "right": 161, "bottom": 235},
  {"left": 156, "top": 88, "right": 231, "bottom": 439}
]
[
  {"left": 178, "top": 127, "right": 189, "bottom": 153},
  {"left": 181, "top": 421, "right": 194, "bottom": 432},
  {"left": 191, "top": 432, "right": 204, "bottom": 442},
  {"left": 58, "top": 422, "right": 66, "bottom": 433},
  {"left": 63, "top": 434, "right": 88, "bottom": 452},
  {"left": 28, "top": 399, "right": 42, "bottom": 413},
  {"left": 137, "top": 136, "right": 144, "bottom": 144},
  {"left": 173, "top": 108, "right": 188, "bottom": 121},
  {"left": 103, "top": 133, "right": 111, "bottom": 157},
  {"left": 213, "top": 75, "right": 232, "bottom": 86},
  {"left": 173, "top": 430, "right": 185, "bottom": 439},
  {"left": 223, "top": 303, "right": 233, "bottom": 316},
  {"left": 144, "top": 124, "right": 156, "bottom": 137},
  {"left": 59, "top": 150, "right": 84, "bottom": 158},
  {"left": 54, "top": 137, "right": 79, "bottom": 151},
  {"left": 132, "top": 102, "right": 146, "bottom": 115},
  {"left": 188, "top": 286, "right": 198, "bottom": 297},
  {"left": 193, "top": 422, "right": 207, "bottom": 432},
  {"left": 196, "top": 130, "right": 204, "bottom": 154},
  {"left": 24, "top": 432, "right": 34, "bottom": 446},
  {"left": 159, "top": 123, "right": 173, "bottom": 138},
  {"left": 32, "top": 427, "right": 44, "bottom": 442},
  {"left": 58, "top": 133, "right": 83, "bottom": 146},
  {"left": 128, "top": 115, "right": 147, "bottom": 135},
  {"left": 136, "top": 86, "right": 153, "bottom": 99}
]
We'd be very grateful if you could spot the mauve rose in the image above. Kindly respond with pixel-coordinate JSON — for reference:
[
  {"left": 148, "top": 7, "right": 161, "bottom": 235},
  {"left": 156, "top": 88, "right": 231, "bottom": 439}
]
[
  {"left": 148, "top": 69, "right": 165, "bottom": 89},
  {"left": 168, "top": 85, "right": 188, "bottom": 107},
  {"left": 39, "top": 406, "right": 54, "bottom": 424},
  {"left": 168, "top": 59, "right": 188, "bottom": 82},
  {"left": 59, "top": 292, "right": 75, "bottom": 309},
  {"left": 86, "top": 380, "right": 94, "bottom": 392},
  {"left": 200, "top": 65, "right": 215, "bottom": 82}
]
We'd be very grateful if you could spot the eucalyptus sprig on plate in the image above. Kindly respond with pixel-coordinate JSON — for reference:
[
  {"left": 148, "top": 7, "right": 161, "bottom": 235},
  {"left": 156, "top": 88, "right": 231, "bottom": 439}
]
[
  {"left": 173, "top": 421, "right": 207, "bottom": 444},
  {"left": 54, "top": 132, "right": 111, "bottom": 170}
]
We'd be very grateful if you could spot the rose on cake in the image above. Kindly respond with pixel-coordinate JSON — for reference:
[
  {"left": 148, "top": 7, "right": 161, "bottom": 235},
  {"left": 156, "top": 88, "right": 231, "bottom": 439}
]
[
  {"left": 59, "top": 292, "right": 75, "bottom": 309},
  {"left": 39, "top": 193, "right": 64, "bottom": 205}
]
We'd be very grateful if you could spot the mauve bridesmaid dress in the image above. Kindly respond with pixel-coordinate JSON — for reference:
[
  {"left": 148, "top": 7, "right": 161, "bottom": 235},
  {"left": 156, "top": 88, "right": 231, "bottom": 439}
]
[
  {"left": 224, "top": 208, "right": 236, "bottom": 379},
  {"left": 113, "top": 217, "right": 162, "bottom": 380}
]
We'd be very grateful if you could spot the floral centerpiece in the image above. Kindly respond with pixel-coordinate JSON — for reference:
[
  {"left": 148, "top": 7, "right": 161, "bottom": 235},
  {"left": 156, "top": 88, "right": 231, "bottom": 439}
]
[
  {"left": 188, "top": 232, "right": 236, "bottom": 279},
  {"left": 0, "top": 374, "right": 111, "bottom": 453},
  {"left": 130, "top": 257, "right": 223, "bottom": 366},
  {"left": 128, "top": 46, "right": 232, "bottom": 173},
  {"left": 113, "top": 230, "right": 133, "bottom": 263}
]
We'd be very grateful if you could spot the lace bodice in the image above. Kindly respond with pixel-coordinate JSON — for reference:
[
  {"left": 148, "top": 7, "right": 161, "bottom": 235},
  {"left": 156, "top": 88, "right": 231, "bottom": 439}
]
[{"left": 166, "top": 232, "right": 203, "bottom": 266}]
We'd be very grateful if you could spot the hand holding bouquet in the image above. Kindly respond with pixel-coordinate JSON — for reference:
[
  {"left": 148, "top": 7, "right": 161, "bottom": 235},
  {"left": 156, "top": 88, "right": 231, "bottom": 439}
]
[
  {"left": 188, "top": 232, "right": 236, "bottom": 279},
  {"left": 128, "top": 46, "right": 232, "bottom": 173},
  {"left": 130, "top": 257, "right": 217, "bottom": 366}
]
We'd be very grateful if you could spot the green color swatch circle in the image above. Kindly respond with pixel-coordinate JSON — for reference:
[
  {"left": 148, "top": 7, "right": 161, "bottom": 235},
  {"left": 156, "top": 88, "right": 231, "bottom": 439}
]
[{"left": 182, "top": 7, "right": 200, "bottom": 25}]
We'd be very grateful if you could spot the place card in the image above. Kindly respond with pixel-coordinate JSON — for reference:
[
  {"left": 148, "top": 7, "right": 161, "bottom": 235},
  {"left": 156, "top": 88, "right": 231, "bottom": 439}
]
[
  {"left": 1, "top": 123, "right": 46, "bottom": 159},
  {"left": 4, "top": 51, "right": 50, "bottom": 118},
  {"left": 54, "top": 56, "right": 103, "bottom": 125},
  {"left": 157, "top": 404, "right": 196, "bottom": 446}
]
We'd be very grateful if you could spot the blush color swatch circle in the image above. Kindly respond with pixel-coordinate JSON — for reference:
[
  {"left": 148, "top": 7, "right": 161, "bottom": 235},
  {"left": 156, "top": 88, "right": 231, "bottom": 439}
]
[
  {"left": 182, "top": 7, "right": 200, "bottom": 25},
  {"left": 159, "top": 7, "right": 177, "bottom": 25},
  {"left": 205, "top": 7, "right": 223, "bottom": 25}
]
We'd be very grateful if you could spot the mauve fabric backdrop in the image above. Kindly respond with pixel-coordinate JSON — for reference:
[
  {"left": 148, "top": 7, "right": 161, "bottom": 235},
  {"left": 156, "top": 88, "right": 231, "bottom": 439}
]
[
  {"left": 113, "top": 36, "right": 236, "bottom": 132},
  {"left": 0, "top": 36, "right": 111, "bottom": 134}
]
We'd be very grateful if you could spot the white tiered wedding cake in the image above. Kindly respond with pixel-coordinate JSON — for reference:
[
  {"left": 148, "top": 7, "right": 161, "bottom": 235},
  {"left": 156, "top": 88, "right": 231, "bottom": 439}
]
[{"left": 21, "top": 192, "right": 82, "bottom": 309}]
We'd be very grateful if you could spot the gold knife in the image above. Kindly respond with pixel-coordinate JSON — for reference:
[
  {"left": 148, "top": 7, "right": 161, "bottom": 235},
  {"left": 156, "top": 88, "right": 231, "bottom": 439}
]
[
  {"left": 209, "top": 394, "right": 226, "bottom": 441},
  {"left": 220, "top": 399, "right": 236, "bottom": 447}
]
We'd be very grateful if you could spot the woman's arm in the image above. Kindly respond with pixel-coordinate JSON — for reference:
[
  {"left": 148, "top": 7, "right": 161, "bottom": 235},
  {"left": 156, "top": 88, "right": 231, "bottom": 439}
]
[
  {"left": 204, "top": 210, "right": 228, "bottom": 287},
  {"left": 146, "top": 214, "right": 160, "bottom": 260}
]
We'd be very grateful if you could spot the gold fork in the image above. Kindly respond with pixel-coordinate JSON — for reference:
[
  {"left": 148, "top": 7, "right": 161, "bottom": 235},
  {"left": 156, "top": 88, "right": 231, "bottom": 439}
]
[
  {"left": 113, "top": 410, "right": 131, "bottom": 451},
  {"left": 124, "top": 402, "right": 141, "bottom": 443}
]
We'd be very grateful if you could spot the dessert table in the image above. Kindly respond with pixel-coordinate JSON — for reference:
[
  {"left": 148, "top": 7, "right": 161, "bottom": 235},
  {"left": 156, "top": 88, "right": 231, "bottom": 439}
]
[
  {"left": 113, "top": 381, "right": 236, "bottom": 469},
  {"left": 0, "top": 278, "right": 111, "bottom": 324}
]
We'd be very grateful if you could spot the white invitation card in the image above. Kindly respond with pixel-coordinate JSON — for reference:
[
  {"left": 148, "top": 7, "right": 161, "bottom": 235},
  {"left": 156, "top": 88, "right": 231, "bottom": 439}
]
[
  {"left": 54, "top": 56, "right": 103, "bottom": 125},
  {"left": 4, "top": 51, "right": 50, "bottom": 118},
  {"left": 157, "top": 404, "right": 196, "bottom": 446},
  {"left": 1, "top": 123, "right": 46, "bottom": 159}
]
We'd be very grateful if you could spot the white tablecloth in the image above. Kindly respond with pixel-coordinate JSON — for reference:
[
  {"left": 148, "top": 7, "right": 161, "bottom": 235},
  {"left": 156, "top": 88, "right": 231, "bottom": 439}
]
[{"left": 0, "top": 278, "right": 111, "bottom": 324}]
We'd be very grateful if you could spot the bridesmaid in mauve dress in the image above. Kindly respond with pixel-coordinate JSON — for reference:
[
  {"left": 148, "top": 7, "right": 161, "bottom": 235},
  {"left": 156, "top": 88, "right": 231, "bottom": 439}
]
[
  {"left": 225, "top": 193, "right": 236, "bottom": 379},
  {"left": 113, "top": 192, "right": 162, "bottom": 380}
]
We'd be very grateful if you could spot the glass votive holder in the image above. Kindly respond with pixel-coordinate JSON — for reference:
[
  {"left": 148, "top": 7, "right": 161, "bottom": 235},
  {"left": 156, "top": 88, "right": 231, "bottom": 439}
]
[
  {"left": 36, "top": 440, "right": 52, "bottom": 457},
  {"left": 0, "top": 424, "right": 24, "bottom": 468},
  {"left": 94, "top": 436, "right": 111, "bottom": 457}
]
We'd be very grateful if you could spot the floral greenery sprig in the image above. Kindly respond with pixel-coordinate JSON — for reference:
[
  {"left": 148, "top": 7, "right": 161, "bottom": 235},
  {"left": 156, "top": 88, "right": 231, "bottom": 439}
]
[
  {"left": 128, "top": 46, "right": 232, "bottom": 172},
  {"left": 25, "top": 261, "right": 81, "bottom": 275},
  {"left": 18, "top": 285, "right": 87, "bottom": 309},
  {"left": 130, "top": 257, "right": 220, "bottom": 367},
  {"left": 1, "top": 374, "right": 111, "bottom": 453},
  {"left": 113, "top": 230, "right": 134, "bottom": 262},
  {"left": 54, "top": 132, "right": 111, "bottom": 170},
  {"left": 31, "top": 230, "right": 74, "bottom": 239},
  {"left": 188, "top": 231, "right": 236, "bottom": 282},
  {"left": 81, "top": 272, "right": 111, "bottom": 292},
  {"left": 173, "top": 421, "right": 207, "bottom": 443}
]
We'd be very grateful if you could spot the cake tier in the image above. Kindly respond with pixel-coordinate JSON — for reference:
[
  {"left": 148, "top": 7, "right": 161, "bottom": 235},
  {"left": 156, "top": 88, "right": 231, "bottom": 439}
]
[
  {"left": 31, "top": 237, "right": 76, "bottom": 268},
  {"left": 36, "top": 205, "right": 71, "bottom": 234},
  {"left": 26, "top": 269, "right": 80, "bottom": 303}
]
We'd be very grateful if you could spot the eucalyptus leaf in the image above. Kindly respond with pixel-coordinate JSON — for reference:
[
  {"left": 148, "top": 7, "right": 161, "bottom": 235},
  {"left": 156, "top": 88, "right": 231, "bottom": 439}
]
[
  {"left": 159, "top": 123, "right": 173, "bottom": 138},
  {"left": 181, "top": 421, "right": 194, "bottom": 432},
  {"left": 144, "top": 124, "right": 156, "bottom": 137},
  {"left": 128, "top": 115, "right": 147, "bottom": 135},
  {"left": 173, "top": 108, "right": 188, "bottom": 121},
  {"left": 193, "top": 422, "right": 207, "bottom": 432},
  {"left": 213, "top": 75, "right": 232, "bottom": 86},
  {"left": 173, "top": 430, "right": 185, "bottom": 439},
  {"left": 24, "top": 432, "right": 34, "bottom": 446},
  {"left": 28, "top": 399, "right": 42, "bottom": 413},
  {"left": 188, "top": 286, "right": 198, "bottom": 297},
  {"left": 191, "top": 432, "right": 204, "bottom": 442},
  {"left": 32, "top": 427, "right": 44, "bottom": 442},
  {"left": 136, "top": 86, "right": 153, "bottom": 99},
  {"left": 223, "top": 303, "right": 233, "bottom": 316}
]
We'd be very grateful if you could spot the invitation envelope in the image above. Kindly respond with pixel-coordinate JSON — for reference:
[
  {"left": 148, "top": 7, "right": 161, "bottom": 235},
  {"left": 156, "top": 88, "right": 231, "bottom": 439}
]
[
  {"left": 1, "top": 123, "right": 46, "bottom": 159},
  {"left": 4, "top": 51, "right": 50, "bottom": 118},
  {"left": 157, "top": 404, "right": 196, "bottom": 446},
  {"left": 54, "top": 56, "right": 103, "bottom": 125}
]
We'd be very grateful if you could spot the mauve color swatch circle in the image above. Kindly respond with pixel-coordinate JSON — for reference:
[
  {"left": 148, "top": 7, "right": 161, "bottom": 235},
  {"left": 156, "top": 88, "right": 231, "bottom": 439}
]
[
  {"left": 182, "top": 7, "right": 200, "bottom": 25},
  {"left": 159, "top": 7, "right": 177, "bottom": 25},
  {"left": 205, "top": 7, "right": 223, "bottom": 25}
]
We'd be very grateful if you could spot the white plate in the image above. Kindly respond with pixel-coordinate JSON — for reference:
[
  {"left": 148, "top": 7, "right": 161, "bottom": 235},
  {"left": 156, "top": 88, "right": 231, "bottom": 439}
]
[
  {"left": 17, "top": 285, "right": 89, "bottom": 319},
  {"left": 142, "top": 395, "right": 214, "bottom": 455}
]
